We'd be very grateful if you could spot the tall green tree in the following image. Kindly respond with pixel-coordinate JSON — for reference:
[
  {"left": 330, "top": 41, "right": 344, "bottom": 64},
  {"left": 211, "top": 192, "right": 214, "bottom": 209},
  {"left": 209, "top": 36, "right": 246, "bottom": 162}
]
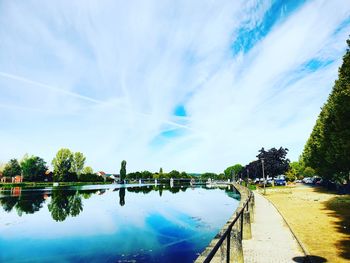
[
  {"left": 120, "top": 160, "right": 127, "bottom": 183},
  {"left": 21, "top": 156, "right": 47, "bottom": 181},
  {"left": 3, "top": 159, "right": 21, "bottom": 177},
  {"left": 302, "top": 38, "right": 350, "bottom": 184},
  {"left": 71, "top": 152, "right": 86, "bottom": 175},
  {"left": 224, "top": 164, "right": 243, "bottom": 179},
  {"left": 52, "top": 148, "right": 74, "bottom": 182}
]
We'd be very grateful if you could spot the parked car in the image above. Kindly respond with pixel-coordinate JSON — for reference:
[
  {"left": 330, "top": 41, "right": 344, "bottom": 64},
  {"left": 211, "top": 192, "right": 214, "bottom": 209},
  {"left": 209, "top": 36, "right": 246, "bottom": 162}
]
[
  {"left": 312, "top": 176, "right": 322, "bottom": 184},
  {"left": 303, "top": 177, "right": 313, "bottom": 184},
  {"left": 274, "top": 178, "right": 286, "bottom": 186},
  {"left": 254, "top": 178, "right": 260, "bottom": 184}
]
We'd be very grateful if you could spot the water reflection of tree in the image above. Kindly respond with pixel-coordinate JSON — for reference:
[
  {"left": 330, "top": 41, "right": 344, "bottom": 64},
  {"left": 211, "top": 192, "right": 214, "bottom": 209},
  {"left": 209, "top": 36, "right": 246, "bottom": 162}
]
[
  {"left": 0, "top": 195, "right": 19, "bottom": 212},
  {"left": 0, "top": 191, "right": 46, "bottom": 215},
  {"left": 48, "top": 190, "right": 83, "bottom": 222},
  {"left": 119, "top": 188, "right": 125, "bottom": 206},
  {"left": 125, "top": 185, "right": 189, "bottom": 196},
  {"left": 16, "top": 193, "right": 46, "bottom": 216}
]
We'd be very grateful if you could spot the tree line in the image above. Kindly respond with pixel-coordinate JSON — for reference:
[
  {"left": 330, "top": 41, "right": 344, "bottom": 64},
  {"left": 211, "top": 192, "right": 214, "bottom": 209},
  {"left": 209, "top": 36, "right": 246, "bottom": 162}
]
[
  {"left": 0, "top": 149, "right": 100, "bottom": 182},
  {"left": 301, "top": 37, "right": 350, "bottom": 187}
]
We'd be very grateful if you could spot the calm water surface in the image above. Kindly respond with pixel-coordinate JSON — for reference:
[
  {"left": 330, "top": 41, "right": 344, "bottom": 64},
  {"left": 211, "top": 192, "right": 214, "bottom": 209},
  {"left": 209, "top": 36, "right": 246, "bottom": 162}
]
[{"left": 0, "top": 184, "right": 239, "bottom": 263}]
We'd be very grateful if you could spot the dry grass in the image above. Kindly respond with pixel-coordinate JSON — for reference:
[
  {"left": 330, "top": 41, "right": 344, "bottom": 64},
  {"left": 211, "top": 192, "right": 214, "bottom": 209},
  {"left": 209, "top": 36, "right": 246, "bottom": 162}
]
[{"left": 262, "top": 184, "right": 350, "bottom": 263}]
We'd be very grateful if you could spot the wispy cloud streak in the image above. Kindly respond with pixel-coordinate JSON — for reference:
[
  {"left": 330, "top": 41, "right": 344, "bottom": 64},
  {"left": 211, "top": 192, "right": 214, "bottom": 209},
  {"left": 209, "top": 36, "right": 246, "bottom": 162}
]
[{"left": 0, "top": 0, "right": 349, "bottom": 172}]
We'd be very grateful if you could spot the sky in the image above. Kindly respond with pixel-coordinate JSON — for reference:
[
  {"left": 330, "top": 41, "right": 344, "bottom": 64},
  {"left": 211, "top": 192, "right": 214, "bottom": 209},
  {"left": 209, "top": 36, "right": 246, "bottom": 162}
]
[{"left": 0, "top": 0, "right": 350, "bottom": 173}]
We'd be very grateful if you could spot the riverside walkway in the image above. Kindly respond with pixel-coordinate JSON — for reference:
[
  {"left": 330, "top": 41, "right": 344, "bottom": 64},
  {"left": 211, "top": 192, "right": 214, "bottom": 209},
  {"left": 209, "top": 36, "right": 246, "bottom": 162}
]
[{"left": 243, "top": 191, "right": 305, "bottom": 263}]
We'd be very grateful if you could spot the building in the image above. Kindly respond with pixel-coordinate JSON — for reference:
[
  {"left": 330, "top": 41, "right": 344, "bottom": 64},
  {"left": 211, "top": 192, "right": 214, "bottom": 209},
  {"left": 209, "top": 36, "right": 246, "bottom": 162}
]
[{"left": 12, "top": 175, "right": 23, "bottom": 183}]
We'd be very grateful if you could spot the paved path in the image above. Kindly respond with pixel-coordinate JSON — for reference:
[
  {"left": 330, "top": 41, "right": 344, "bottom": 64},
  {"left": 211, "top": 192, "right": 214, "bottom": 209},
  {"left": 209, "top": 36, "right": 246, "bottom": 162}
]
[{"left": 242, "top": 192, "right": 305, "bottom": 263}]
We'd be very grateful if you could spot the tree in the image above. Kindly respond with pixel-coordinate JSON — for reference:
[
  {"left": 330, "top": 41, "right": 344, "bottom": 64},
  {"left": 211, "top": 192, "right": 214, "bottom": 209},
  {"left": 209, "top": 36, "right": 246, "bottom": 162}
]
[
  {"left": 71, "top": 152, "right": 86, "bottom": 175},
  {"left": 242, "top": 160, "right": 261, "bottom": 180},
  {"left": 82, "top": 166, "right": 94, "bottom": 174},
  {"left": 21, "top": 156, "right": 47, "bottom": 181},
  {"left": 168, "top": 170, "right": 180, "bottom": 178},
  {"left": 0, "top": 162, "right": 6, "bottom": 173},
  {"left": 120, "top": 160, "right": 127, "bottom": 183},
  {"left": 159, "top": 167, "right": 163, "bottom": 175},
  {"left": 180, "top": 171, "right": 189, "bottom": 178},
  {"left": 302, "top": 38, "right": 350, "bottom": 185},
  {"left": 141, "top": 170, "right": 153, "bottom": 179},
  {"left": 257, "top": 147, "right": 290, "bottom": 178},
  {"left": 289, "top": 161, "right": 305, "bottom": 179},
  {"left": 3, "top": 159, "right": 21, "bottom": 178},
  {"left": 201, "top": 172, "right": 218, "bottom": 180},
  {"left": 224, "top": 164, "right": 243, "bottom": 180},
  {"left": 303, "top": 167, "right": 316, "bottom": 178},
  {"left": 52, "top": 148, "right": 74, "bottom": 182}
]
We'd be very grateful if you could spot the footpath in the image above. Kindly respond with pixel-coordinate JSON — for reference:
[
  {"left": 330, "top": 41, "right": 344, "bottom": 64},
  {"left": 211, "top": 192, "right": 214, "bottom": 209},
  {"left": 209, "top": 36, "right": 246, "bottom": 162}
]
[{"left": 243, "top": 192, "right": 305, "bottom": 263}]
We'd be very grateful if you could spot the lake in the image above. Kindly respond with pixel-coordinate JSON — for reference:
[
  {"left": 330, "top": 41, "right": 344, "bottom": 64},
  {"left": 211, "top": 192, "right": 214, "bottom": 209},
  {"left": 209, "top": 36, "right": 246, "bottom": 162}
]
[{"left": 0, "top": 184, "right": 240, "bottom": 263}]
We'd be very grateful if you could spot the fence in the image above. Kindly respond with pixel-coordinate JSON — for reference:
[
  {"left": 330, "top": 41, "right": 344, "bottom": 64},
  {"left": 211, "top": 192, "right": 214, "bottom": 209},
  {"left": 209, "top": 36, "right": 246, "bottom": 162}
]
[{"left": 196, "top": 185, "right": 254, "bottom": 263}]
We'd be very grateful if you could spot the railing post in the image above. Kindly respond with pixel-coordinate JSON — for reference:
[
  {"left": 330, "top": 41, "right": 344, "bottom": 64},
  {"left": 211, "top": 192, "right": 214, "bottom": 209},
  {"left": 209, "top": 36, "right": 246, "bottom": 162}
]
[
  {"left": 249, "top": 196, "right": 255, "bottom": 223},
  {"left": 243, "top": 209, "right": 252, "bottom": 240},
  {"left": 230, "top": 212, "right": 244, "bottom": 263},
  {"left": 240, "top": 211, "right": 244, "bottom": 240},
  {"left": 227, "top": 227, "right": 231, "bottom": 263}
]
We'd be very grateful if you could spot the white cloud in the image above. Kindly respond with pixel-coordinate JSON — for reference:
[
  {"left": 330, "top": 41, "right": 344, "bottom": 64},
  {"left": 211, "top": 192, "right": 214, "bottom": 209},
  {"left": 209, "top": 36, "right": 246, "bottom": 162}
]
[{"left": 0, "top": 0, "right": 349, "bottom": 172}]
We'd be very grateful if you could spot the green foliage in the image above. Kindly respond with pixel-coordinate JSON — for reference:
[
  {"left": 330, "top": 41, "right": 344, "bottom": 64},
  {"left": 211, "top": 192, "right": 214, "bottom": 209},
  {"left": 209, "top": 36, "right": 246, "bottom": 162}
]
[
  {"left": 120, "top": 160, "right": 127, "bottom": 182},
  {"left": 3, "top": 159, "right": 21, "bottom": 177},
  {"left": 289, "top": 161, "right": 305, "bottom": 178},
  {"left": 141, "top": 170, "right": 153, "bottom": 179},
  {"left": 180, "top": 171, "right": 189, "bottom": 178},
  {"left": 82, "top": 166, "right": 93, "bottom": 174},
  {"left": 302, "top": 38, "right": 350, "bottom": 183},
  {"left": 48, "top": 190, "right": 83, "bottom": 222},
  {"left": 159, "top": 167, "right": 163, "bottom": 174},
  {"left": 78, "top": 173, "right": 104, "bottom": 182},
  {"left": 303, "top": 167, "right": 316, "bottom": 178},
  {"left": 285, "top": 169, "right": 296, "bottom": 182},
  {"left": 224, "top": 164, "right": 243, "bottom": 179},
  {"left": 126, "top": 171, "right": 141, "bottom": 180},
  {"left": 71, "top": 152, "right": 86, "bottom": 175},
  {"left": 52, "top": 148, "right": 74, "bottom": 182},
  {"left": 21, "top": 156, "right": 47, "bottom": 181},
  {"left": 200, "top": 172, "right": 225, "bottom": 180},
  {"left": 168, "top": 170, "right": 180, "bottom": 178},
  {"left": 0, "top": 162, "right": 6, "bottom": 172}
]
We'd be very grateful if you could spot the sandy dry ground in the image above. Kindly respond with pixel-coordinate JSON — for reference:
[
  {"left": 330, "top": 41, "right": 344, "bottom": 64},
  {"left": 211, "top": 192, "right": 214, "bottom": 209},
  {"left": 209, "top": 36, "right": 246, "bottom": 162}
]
[{"left": 263, "top": 184, "right": 350, "bottom": 263}]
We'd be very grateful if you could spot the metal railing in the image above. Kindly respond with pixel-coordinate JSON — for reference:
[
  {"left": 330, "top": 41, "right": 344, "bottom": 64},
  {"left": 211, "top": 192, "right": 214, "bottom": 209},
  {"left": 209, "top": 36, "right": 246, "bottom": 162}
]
[{"left": 202, "top": 190, "right": 253, "bottom": 263}]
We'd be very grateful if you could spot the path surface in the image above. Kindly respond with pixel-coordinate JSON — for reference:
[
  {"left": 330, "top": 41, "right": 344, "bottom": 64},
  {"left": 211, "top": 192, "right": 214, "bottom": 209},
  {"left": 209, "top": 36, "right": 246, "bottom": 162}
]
[{"left": 242, "top": 192, "right": 305, "bottom": 263}]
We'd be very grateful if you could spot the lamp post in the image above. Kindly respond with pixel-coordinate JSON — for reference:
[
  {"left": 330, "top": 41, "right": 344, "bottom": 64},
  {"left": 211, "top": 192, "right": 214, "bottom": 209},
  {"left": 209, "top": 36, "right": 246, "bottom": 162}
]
[{"left": 261, "top": 159, "right": 266, "bottom": 195}]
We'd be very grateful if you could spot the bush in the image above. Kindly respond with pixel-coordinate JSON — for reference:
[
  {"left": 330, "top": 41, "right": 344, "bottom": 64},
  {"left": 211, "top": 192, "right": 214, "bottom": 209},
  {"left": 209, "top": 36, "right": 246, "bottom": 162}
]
[{"left": 78, "top": 173, "right": 104, "bottom": 182}]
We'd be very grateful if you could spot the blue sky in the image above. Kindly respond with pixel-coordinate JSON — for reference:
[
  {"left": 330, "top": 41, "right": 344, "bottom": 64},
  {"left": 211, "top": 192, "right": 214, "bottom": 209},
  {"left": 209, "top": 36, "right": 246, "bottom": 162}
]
[{"left": 0, "top": 0, "right": 349, "bottom": 173}]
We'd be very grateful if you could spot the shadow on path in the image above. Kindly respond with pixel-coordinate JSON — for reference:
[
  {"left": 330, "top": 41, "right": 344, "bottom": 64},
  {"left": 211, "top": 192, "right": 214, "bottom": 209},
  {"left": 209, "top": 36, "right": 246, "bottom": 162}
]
[{"left": 293, "top": 255, "right": 327, "bottom": 263}]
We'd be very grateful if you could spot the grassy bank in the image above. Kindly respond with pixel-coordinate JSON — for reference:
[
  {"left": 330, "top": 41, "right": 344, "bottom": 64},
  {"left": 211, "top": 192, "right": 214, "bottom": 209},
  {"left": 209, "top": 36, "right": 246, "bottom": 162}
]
[{"left": 262, "top": 184, "right": 350, "bottom": 263}]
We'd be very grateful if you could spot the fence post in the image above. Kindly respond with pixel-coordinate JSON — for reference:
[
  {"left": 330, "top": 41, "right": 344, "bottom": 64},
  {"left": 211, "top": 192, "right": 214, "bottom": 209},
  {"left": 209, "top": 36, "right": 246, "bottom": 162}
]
[
  {"left": 243, "top": 209, "right": 252, "bottom": 240},
  {"left": 230, "top": 212, "right": 244, "bottom": 263},
  {"left": 249, "top": 195, "right": 254, "bottom": 223}
]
